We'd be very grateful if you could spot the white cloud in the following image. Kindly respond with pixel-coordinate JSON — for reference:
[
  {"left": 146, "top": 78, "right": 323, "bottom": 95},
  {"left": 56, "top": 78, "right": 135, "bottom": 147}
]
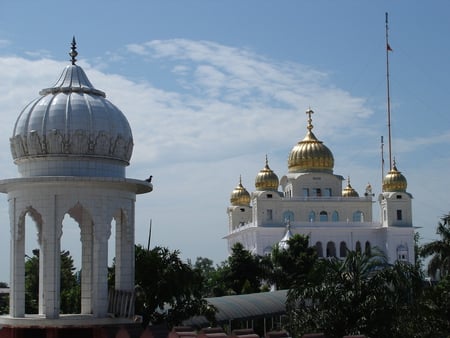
[{"left": 0, "top": 39, "right": 445, "bottom": 281}]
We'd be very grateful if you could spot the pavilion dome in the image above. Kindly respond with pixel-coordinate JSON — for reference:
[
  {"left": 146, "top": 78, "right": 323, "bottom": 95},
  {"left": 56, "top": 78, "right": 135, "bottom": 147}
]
[
  {"left": 230, "top": 177, "right": 251, "bottom": 206},
  {"left": 288, "top": 109, "right": 334, "bottom": 174},
  {"left": 383, "top": 165, "right": 407, "bottom": 192},
  {"left": 10, "top": 38, "right": 133, "bottom": 178},
  {"left": 255, "top": 156, "right": 279, "bottom": 191},
  {"left": 342, "top": 177, "right": 359, "bottom": 197}
]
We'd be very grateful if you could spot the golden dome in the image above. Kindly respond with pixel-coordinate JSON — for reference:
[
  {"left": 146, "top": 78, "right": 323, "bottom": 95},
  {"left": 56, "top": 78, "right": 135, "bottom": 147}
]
[
  {"left": 230, "top": 176, "right": 251, "bottom": 206},
  {"left": 255, "top": 156, "right": 279, "bottom": 191},
  {"left": 342, "top": 177, "right": 359, "bottom": 197},
  {"left": 383, "top": 165, "right": 407, "bottom": 192},
  {"left": 288, "top": 108, "right": 334, "bottom": 173}
]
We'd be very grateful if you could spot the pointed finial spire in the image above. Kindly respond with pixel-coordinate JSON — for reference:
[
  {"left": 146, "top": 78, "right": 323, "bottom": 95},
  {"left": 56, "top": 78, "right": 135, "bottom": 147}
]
[
  {"left": 347, "top": 176, "right": 351, "bottom": 186},
  {"left": 306, "top": 108, "right": 314, "bottom": 132},
  {"left": 69, "top": 36, "right": 78, "bottom": 65}
]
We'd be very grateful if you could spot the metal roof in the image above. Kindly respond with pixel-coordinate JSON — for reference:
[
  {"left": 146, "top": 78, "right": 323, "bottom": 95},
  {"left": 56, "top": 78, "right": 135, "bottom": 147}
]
[{"left": 184, "top": 290, "right": 288, "bottom": 327}]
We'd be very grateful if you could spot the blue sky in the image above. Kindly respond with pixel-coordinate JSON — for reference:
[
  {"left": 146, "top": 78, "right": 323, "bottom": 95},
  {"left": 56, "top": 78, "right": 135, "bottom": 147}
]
[{"left": 0, "top": 1, "right": 449, "bottom": 281}]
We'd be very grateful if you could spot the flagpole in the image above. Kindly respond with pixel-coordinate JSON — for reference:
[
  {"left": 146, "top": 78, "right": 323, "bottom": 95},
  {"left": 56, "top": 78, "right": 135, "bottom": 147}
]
[
  {"left": 147, "top": 219, "right": 152, "bottom": 251},
  {"left": 381, "top": 135, "right": 385, "bottom": 186},
  {"left": 385, "top": 12, "right": 393, "bottom": 171}
]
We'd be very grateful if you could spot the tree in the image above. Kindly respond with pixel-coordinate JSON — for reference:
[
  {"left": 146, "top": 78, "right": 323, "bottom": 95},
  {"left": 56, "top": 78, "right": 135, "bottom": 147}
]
[
  {"left": 287, "top": 248, "right": 424, "bottom": 338},
  {"left": 269, "top": 234, "right": 317, "bottom": 289},
  {"left": 133, "top": 245, "right": 213, "bottom": 328},
  {"left": 25, "top": 249, "right": 80, "bottom": 314},
  {"left": 222, "top": 243, "right": 264, "bottom": 294},
  {"left": 420, "top": 213, "right": 450, "bottom": 279}
]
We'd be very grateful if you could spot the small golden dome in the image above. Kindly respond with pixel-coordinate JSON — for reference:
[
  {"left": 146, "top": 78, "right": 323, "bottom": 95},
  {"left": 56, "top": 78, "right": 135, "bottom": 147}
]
[
  {"left": 383, "top": 165, "right": 407, "bottom": 192},
  {"left": 342, "top": 177, "right": 359, "bottom": 197},
  {"left": 288, "top": 108, "right": 334, "bottom": 173},
  {"left": 230, "top": 176, "right": 251, "bottom": 206},
  {"left": 255, "top": 156, "right": 279, "bottom": 191}
]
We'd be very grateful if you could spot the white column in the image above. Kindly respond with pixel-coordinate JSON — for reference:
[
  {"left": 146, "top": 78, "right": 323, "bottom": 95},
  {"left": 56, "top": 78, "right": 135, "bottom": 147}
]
[
  {"left": 115, "top": 205, "right": 135, "bottom": 292},
  {"left": 92, "top": 216, "right": 111, "bottom": 317},
  {"left": 80, "top": 219, "right": 93, "bottom": 314},
  {"left": 9, "top": 198, "right": 25, "bottom": 317},
  {"left": 40, "top": 199, "right": 62, "bottom": 319}
]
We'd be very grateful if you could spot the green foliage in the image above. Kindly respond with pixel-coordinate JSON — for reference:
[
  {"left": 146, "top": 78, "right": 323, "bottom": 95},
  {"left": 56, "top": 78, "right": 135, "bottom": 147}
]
[
  {"left": 269, "top": 234, "right": 318, "bottom": 289},
  {"left": 287, "top": 248, "right": 425, "bottom": 338},
  {"left": 134, "top": 245, "right": 214, "bottom": 328},
  {"left": 223, "top": 243, "right": 265, "bottom": 294},
  {"left": 25, "top": 249, "right": 80, "bottom": 314},
  {"left": 420, "top": 213, "right": 450, "bottom": 279}
]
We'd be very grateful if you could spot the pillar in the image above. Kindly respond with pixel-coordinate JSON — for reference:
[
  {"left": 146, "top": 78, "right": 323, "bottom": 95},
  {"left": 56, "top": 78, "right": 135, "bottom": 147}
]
[
  {"left": 92, "top": 215, "right": 111, "bottom": 317},
  {"left": 9, "top": 198, "right": 25, "bottom": 317}
]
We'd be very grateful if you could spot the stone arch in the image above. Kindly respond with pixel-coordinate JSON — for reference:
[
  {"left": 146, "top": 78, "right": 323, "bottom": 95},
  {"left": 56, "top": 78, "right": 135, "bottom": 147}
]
[{"left": 17, "top": 206, "right": 43, "bottom": 242}]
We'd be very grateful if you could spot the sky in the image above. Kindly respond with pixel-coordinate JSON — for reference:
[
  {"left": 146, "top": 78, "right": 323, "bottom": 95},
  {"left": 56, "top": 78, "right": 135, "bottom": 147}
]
[{"left": 0, "top": 1, "right": 449, "bottom": 282}]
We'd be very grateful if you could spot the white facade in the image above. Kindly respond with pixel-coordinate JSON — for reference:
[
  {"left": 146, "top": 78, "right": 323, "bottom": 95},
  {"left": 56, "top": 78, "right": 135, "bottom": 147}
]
[
  {"left": 226, "top": 109, "right": 415, "bottom": 264},
  {"left": 0, "top": 40, "right": 152, "bottom": 320}
]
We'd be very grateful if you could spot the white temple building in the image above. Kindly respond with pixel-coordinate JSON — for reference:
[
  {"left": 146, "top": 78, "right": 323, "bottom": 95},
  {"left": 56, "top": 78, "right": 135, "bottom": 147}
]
[
  {"left": 225, "top": 108, "right": 415, "bottom": 264},
  {"left": 0, "top": 38, "right": 152, "bottom": 329}
]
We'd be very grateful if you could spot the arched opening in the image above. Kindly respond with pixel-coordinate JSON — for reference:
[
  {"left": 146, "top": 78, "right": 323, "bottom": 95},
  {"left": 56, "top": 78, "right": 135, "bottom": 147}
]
[
  {"left": 309, "top": 211, "right": 316, "bottom": 222},
  {"left": 319, "top": 211, "right": 328, "bottom": 222},
  {"left": 283, "top": 210, "right": 294, "bottom": 223},
  {"left": 332, "top": 211, "right": 339, "bottom": 222},
  {"left": 365, "top": 241, "right": 371, "bottom": 255},
  {"left": 23, "top": 210, "right": 42, "bottom": 315},
  {"left": 339, "top": 241, "right": 347, "bottom": 257},
  {"left": 60, "top": 213, "right": 82, "bottom": 314},
  {"left": 315, "top": 241, "right": 323, "bottom": 257},
  {"left": 326, "top": 241, "right": 336, "bottom": 257},
  {"left": 352, "top": 211, "right": 363, "bottom": 222},
  {"left": 355, "top": 241, "right": 362, "bottom": 253}
]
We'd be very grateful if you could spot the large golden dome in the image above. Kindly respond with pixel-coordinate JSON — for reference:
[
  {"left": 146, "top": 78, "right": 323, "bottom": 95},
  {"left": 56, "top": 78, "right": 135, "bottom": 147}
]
[
  {"left": 383, "top": 165, "right": 407, "bottom": 192},
  {"left": 255, "top": 156, "right": 279, "bottom": 191},
  {"left": 230, "top": 177, "right": 251, "bottom": 206},
  {"left": 288, "top": 108, "right": 334, "bottom": 173},
  {"left": 342, "top": 177, "right": 359, "bottom": 197}
]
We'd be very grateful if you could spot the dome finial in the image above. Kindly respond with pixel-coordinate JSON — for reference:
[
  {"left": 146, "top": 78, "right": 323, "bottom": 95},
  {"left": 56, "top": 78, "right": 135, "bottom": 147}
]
[
  {"left": 306, "top": 108, "right": 314, "bottom": 132},
  {"left": 69, "top": 36, "right": 78, "bottom": 65}
]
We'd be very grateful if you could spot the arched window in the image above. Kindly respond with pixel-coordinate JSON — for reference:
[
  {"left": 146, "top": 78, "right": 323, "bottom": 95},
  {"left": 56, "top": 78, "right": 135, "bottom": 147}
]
[
  {"left": 319, "top": 211, "right": 328, "bottom": 222},
  {"left": 326, "top": 241, "right": 336, "bottom": 257},
  {"left": 315, "top": 242, "right": 323, "bottom": 258},
  {"left": 340, "top": 241, "right": 347, "bottom": 257},
  {"left": 352, "top": 211, "right": 363, "bottom": 222},
  {"left": 355, "top": 241, "right": 362, "bottom": 253},
  {"left": 365, "top": 241, "right": 371, "bottom": 255},
  {"left": 283, "top": 210, "right": 294, "bottom": 223},
  {"left": 309, "top": 211, "right": 316, "bottom": 222},
  {"left": 332, "top": 211, "right": 339, "bottom": 222}
]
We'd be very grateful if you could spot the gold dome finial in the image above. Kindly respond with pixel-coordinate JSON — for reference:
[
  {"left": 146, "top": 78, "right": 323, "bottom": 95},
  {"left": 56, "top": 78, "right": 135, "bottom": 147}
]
[
  {"left": 342, "top": 176, "right": 359, "bottom": 197},
  {"left": 255, "top": 155, "right": 279, "bottom": 191},
  {"left": 306, "top": 108, "right": 314, "bottom": 132},
  {"left": 383, "top": 160, "right": 407, "bottom": 192},
  {"left": 230, "top": 176, "right": 251, "bottom": 206},
  {"left": 288, "top": 108, "right": 334, "bottom": 173}
]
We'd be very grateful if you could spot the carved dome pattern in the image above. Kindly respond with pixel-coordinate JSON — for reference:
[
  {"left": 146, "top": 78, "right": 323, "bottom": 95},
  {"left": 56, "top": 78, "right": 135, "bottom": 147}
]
[{"left": 10, "top": 54, "right": 133, "bottom": 165}]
